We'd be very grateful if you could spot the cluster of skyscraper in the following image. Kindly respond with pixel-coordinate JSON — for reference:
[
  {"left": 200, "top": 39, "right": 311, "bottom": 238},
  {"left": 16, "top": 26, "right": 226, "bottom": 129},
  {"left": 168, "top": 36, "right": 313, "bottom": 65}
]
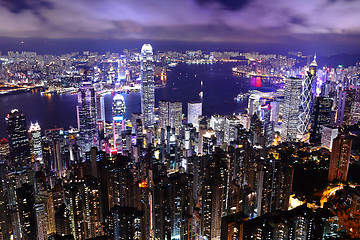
[{"left": 0, "top": 45, "right": 359, "bottom": 240}]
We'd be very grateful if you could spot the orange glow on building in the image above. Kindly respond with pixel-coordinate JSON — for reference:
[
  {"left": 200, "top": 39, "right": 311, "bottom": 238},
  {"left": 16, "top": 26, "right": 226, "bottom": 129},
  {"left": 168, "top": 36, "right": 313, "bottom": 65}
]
[{"left": 138, "top": 180, "right": 148, "bottom": 188}]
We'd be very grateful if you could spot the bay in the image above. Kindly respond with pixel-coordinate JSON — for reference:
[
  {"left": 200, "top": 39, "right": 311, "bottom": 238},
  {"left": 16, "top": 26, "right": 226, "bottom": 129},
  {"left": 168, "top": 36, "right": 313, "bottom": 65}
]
[{"left": 0, "top": 62, "right": 272, "bottom": 137}]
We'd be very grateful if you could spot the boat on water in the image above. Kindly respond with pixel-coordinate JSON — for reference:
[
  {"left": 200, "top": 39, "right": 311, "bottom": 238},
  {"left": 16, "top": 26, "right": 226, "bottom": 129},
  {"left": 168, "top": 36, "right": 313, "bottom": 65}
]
[
  {"left": 235, "top": 92, "right": 250, "bottom": 102},
  {"left": 168, "top": 63, "right": 178, "bottom": 67}
]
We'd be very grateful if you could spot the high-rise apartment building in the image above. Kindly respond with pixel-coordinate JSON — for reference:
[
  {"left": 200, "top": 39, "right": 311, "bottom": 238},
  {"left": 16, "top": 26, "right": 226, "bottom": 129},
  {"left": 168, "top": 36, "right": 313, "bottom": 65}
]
[
  {"left": 140, "top": 44, "right": 155, "bottom": 128},
  {"left": 328, "top": 135, "right": 352, "bottom": 182},
  {"left": 255, "top": 160, "right": 293, "bottom": 216}
]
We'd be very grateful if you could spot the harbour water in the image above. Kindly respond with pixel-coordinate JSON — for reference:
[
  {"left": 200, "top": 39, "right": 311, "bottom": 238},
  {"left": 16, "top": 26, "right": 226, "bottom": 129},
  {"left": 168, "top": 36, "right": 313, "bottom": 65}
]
[{"left": 0, "top": 62, "right": 274, "bottom": 137}]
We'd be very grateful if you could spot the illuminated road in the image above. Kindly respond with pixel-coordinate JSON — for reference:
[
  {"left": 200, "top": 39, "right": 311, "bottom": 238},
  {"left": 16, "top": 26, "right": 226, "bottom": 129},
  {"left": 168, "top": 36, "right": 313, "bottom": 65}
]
[{"left": 321, "top": 184, "right": 359, "bottom": 208}]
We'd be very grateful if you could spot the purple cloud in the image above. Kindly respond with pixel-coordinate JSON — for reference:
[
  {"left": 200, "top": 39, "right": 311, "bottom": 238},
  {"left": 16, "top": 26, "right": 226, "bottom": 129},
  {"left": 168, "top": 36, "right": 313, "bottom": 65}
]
[{"left": 0, "top": 0, "right": 359, "bottom": 43}]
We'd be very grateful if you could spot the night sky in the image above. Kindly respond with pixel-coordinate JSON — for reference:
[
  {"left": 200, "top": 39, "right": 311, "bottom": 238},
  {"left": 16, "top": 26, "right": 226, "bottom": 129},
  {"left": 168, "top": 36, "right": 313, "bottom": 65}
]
[{"left": 0, "top": 0, "right": 360, "bottom": 54}]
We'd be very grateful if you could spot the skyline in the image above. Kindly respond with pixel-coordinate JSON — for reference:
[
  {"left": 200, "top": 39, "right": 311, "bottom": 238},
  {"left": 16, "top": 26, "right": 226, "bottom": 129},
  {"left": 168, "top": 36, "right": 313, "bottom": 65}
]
[
  {"left": 0, "top": 37, "right": 360, "bottom": 239},
  {"left": 0, "top": 0, "right": 360, "bottom": 54},
  {"left": 1, "top": 1, "right": 360, "bottom": 238}
]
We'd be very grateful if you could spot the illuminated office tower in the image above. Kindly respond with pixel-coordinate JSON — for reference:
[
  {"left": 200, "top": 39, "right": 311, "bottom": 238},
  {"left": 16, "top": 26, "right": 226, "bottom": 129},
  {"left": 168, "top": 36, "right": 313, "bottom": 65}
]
[
  {"left": 112, "top": 94, "right": 126, "bottom": 150},
  {"left": 187, "top": 101, "right": 202, "bottom": 130},
  {"left": 298, "top": 56, "right": 317, "bottom": 137},
  {"left": 328, "top": 135, "right": 352, "bottom": 182},
  {"left": 336, "top": 89, "right": 355, "bottom": 127},
  {"left": 248, "top": 94, "right": 260, "bottom": 116},
  {"left": 224, "top": 116, "right": 242, "bottom": 144},
  {"left": 96, "top": 94, "right": 105, "bottom": 121},
  {"left": 0, "top": 138, "right": 10, "bottom": 157},
  {"left": 6, "top": 109, "right": 31, "bottom": 166},
  {"left": 117, "top": 55, "right": 127, "bottom": 81},
  {"left": 349, "top": 88, "right": 360, "bottom": 124},
  {"left": 321, "top": 125, "right": 338, "bottom": 150},
  {"left": 28, "top": 122, "right": 43, "bottom": 163},
  {"left": 96, "top": 94, "right": 105, "bottom": 140},
  {"left": 210, "top": 114, "right": 226, "bottom": 143},
  {"left": 270, "top": 101, "right": 280, "bottom": 123},
  {"left": 309, "top": 97, "right": 333, "bottom": 143},
  {"left": 77, "top": 83, "right": 98, "bottom": 155},
  {"left": 210, "top": 114, "right": 225, "bottom": 132},
  {"left": 140, "top": 44, "right": 155, "bottom": 128},
  {"left": 45, "top": 128, "right": 67, "bottom": 178},
  {"left": 159, "top": 100, "right": 182, "bottom": 135},
  {"left": 281, "top": 77, "right": 302, "bottom": 142}
]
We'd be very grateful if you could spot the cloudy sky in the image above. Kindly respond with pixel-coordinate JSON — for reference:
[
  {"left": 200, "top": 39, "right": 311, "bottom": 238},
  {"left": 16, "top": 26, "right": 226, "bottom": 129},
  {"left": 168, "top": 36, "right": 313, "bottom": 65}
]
[{"left": 0, "top": 0, "right": 360, "bottom": 53}]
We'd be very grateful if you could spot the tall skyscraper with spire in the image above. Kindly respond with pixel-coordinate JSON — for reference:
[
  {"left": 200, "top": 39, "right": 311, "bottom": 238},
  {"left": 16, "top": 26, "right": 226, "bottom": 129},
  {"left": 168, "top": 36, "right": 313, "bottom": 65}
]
[
  {"left": 140, "top": 44, "right": 155, "bottom": 128},
  {"left": 298, "top": 55, "right": 317, "bottom": 138},
  {"left": 298, "top": 55, "right": 317, "bottom": 136}
]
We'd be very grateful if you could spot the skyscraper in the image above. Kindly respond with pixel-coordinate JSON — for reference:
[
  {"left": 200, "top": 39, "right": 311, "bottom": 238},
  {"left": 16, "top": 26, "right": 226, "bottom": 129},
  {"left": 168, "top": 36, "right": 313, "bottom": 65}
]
[
  {"left": 187, "top": 101, "right": 202, "bottom": 130},
  {"left": 77, "top": 83, "right": 98, "bottom": 155},
  {"left": 298, "top": 56, "right": 317, "bottom": 137},
  {"left": 158, "top": 100, "right": 182, "bottom": 135},
  {"left": 112, "top": 93, "right": 126, "bottom": 150},
  {"left": 141, "top": 44, "right": 155, "bottom": 128},
  {"left": 96, "top": 94, "right": 106, "bottom": 140},
  {"left": 281, "top": 77, "right": 302, "bottom": 142},
  {"left": 6, "top": 109, "right": 31, "bottom": 166},
  {"left": 255, "top": 160, "right": 294, "bottom": 216},
  {"left": 321, "top": 125, "right": 338, "bottom": 150},
  {"left": 309, "top": 97, "right": 333, "bottom": 143},
  {"left": 17, "top": 183, "right": 37, "bottom": 240},
  {"left": 45, "top": 128, "right": 67, "bottom": 178},
  {"left": 336, "top": 89, "right": 355, "bottom": 127},
  {"left": 0, "top": 138, "right": 10, "bottom": 157},
  {"left": 328, "top": 135, "right": 352, "bottom": 182},
  {"left": 28, "top": 122, "right": 43, "bottom": 163}
]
